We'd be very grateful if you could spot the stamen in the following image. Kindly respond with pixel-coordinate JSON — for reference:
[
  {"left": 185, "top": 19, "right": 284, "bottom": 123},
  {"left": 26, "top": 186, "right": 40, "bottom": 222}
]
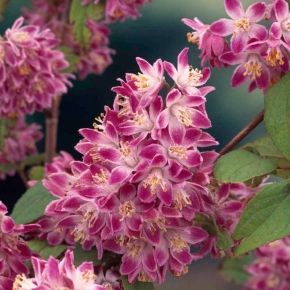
[
  {"left": 143, "top": 173, "right": 167, "bottom": 194},
  {"left": 119, "top": 200, "right": 136, "bottom": 220},
  {"left": 266, "top": 48, "right": 284, "bottom": 67},
  {"left": 174, "top": 191, "right": 192, "bottom": 210},
  {"left": 131, "top": 73, "right": 150, "bottom": 92},
  {"left": 243, "top": 60, "right": 262, "bottom": 80},
  {"left": 187, "top": 32, "right": 199, "bottom": 45},
  {"left": 235, "top": 18, "right": 250, "bottom": 32},
  {"left": 169, "top": 234, "right": 188, "bottom": 252},
  {"left": 188, "top": 66, "right": 203, "bottom": 85},
  {"left": 169, "top": 145, "right": 187, "bottom": 158}
]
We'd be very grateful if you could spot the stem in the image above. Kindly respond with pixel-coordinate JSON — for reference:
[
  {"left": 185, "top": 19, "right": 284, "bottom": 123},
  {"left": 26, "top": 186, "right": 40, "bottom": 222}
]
[
  {"left": 45, "top": 96, "right": 62, "bottom": 163},
  {"left": 219, "top": 110, "right": 264, "bottom": 156},
  {"left": 17, "top": 168, "right": 28, "bottom": 188}
]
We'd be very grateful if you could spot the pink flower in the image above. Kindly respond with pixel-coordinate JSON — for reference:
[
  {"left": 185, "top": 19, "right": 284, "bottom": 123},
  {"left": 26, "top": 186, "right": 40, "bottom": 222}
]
[
  {"left": 0, "top": 201, "right": 33, "bottom": 290},
  {"left": 273, "top": 0, "right": 290, "bottom": 44},
  {"left": 41, "top": 49, "right": 218, "bottom": 283},
  {"left": 0, "top": 17, "right": 72, "bottom": 116},
  {"left": 0, "top": 116, "right": 42, "bottom": 180},
  {"left": 182, "top": 17, "right": 228, "bottom": 67},
  {"left": 164, "top": 48, "right": 211, "bottom": 95},
  {"left": 210, "top": 0, "right": 267, "bottom": 53},
  {"left": 13, "top": 250, "right": 105, "bottom": 290}
]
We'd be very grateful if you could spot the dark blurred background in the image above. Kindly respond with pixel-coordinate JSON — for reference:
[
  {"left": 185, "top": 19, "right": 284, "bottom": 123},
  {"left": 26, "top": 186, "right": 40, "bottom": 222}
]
[{"left": 0, "top": 1, "right": 264, "bottom": 289}]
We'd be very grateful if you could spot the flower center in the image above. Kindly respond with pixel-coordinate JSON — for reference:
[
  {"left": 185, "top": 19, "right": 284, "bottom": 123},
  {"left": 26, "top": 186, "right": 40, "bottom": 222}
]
[
  {"left": 18, "top": 63, "right": 31, "bottom": 76},
  {"left": 13, "top": 274, "right": 37, "bottom": 290},
  {"left": 138, "top": 271, "right": 151, "bottom": 282},
  {"left": 266, "top": 48, "right": 284, "bottom": 67},
  {"left": 169, "top": 145, "right": 187, "bottom": 158},
  {"left": 235, "top": 18, "right": 250, "bottom": 32},
  {"left": 93, "top": 169, "right": 108, "bottom": 184},
  {"left": 120, "top": 141, "right": 131, "bottom": 157},
  {"left": 119, "top": 201, "right": 136, "bottom": 219},
  {"left": 243, "top": 60, "right": 262, "bottom": 80},
  {"left": 176, "top": 107, "right": 192, "bottom": 127},
  {"left": 188, "top": 66, "right": 203, "bottom": 85},
  {"left": 143, "top": 173, "right": 167, "bottom": 194},
  {"left": 81, "top": 270, "right": 96, "bottom": 283},
  {"left": 173, "top": 266, "right": 189, "bottom": 277},
  {"left": 12, "top": 31, "right": 30, "bottom": 43},
  {"left": 93, "top": 113, "right": 104, "bottom": 131},
  {"left": 174, "top": 191, "right": 192, "bottom": 210},
  {"left": 132, "top": 73, "right": 150, "bottom": 91},
  {"left": 266, "top": 273, "right": 280, "bottom": 289},
  {"left": 33, "top": 80, "right": 45, "bottom": 93},
  {"left": 117, "top": 95, "right": 130, "bottom": 117},
  {"left": 133, "top": 112, "right": 146, "bottom": 125},
  {"left": 169, "top": 234, "right": 188, "bottom": 252},
  {"left": 127, "top": 241, "right": 143, "bottom": 258}
]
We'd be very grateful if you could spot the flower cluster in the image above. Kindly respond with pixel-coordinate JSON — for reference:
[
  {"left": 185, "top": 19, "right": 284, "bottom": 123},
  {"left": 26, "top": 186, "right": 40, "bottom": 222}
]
[
  {"left": 39, "top": 48, "right": 221, "bottom": 283},
  {"left": 0, "top": 116, "right": 42, "bottom": 180},
  {"left": 183, "top": 0, "right": 290, "bottom": 91},
  {"left": 82, "top": 0, "right": 151, "bottom": 22},
  {"left": 12, "top": 250, "right": 105, "bottom": 290},
  {"left": 0, "top": 201, "right": 33, "bottom": 290},
  {"left": 0, "top": 17, "right": 71, "bottom": 116},
  {"left": 24, "top": 0, "right": 150, "bottom": 79},
  {"left": 245, "top": 237, "right": 290, "bottom": 290}
]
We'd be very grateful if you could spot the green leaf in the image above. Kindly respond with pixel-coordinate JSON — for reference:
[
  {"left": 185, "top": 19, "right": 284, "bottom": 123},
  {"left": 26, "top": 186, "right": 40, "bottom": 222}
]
[
  {"left": 217, "top": 230, "right": 233, "bottom": 250},
  {"left": 265, "top": 73, "right": 290, "bottom": 161},
  {"left": 220, "top": 255, "right": 253, "bottom": 285},
  {"left": 20, "top": 153, "right": 45, "bottom": 169},
  {"left": 69, "top": 0, "right": 104, "bottom": 49},
  {"left": 73, "top": 244, "right": 101, "bottom": 266},
  {"left": 59, "top": 46, "right": 80, "bottom": 73},
  {"left": 233, "top": 180, "right": 290, "bottom": 255},
  {"left": 28, "top": 239, "right": 67, "bottom": 260},
  {"left": 214, "top": 150, "right": 277, "bottom": 183},
  {"left": 29, "top": 166, "right": 45, "bottom": 181},
  {"left": 0, "top": 119, "right": 6, "bottom": 149},
  {"left": 121, "top": 277, "right": 155, "bottom": 290},
  {"left": 11, "top": 181, "right": 55, "bottom": 224}
]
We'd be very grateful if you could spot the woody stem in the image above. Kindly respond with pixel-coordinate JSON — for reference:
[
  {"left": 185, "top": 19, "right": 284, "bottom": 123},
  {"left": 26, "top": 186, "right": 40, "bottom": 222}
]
[
  {"left": 219, "top": 110, "right": 264, "bottom": 156},
  {"left": 45, "top": 96, "right": 62, "bottom": 163}
]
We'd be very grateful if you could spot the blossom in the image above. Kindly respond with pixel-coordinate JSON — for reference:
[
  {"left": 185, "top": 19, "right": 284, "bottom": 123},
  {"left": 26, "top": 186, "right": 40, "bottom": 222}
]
[
  {"left": 0, "top": 201, "right": 32, "bottom": 290},
  {"left": 0, "top": 116, "right": 42, "bottom": 180},
  {"left": 273, "top": 0, "right": 290, "bottom": 44},
  {"left": 0, "top": 17, "right": 72, "bottom": 116},
  {"left": 210, "top": 0, "right": 267, "bottom": 53},
  {"left": 13, "top": 250, "right": 105, "bottom": 290},
  {"left": 40, "top": 48, "right": 218, "bottom": 283},
  {"left": 245, "top": 237, "right": 290, "bottom": 290}
]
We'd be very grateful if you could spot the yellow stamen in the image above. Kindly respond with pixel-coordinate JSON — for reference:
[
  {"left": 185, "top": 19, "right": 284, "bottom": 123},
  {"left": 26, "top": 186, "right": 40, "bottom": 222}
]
[
  {"left": 18, "top": 63, "right": 31, "bottom": 76},
  {"left": 143, "top": 174, "right": 167, "bottom": 194},
  {"left": 169, "top": 145, "right": 187, "bottom": 159},
  {"left": 266, "top": 47, "right": 284, "bottom": 67},
  {"left": 138, "top": 271, "right": 151, "bottom": 282},
  {"left": 177, "top": 108, "right": 192, "bottom": 127},
  {"left": 243, "top": 60, "right": 262, "bottom": 80},
  {"left": 93, "top": 169, "right": 108, "bottom": 184},
  {"left": 120, "top": 141, "right": 131, "bottom": 157},
  {"left": 174, "top": 191, "right": 192, "bottom": 210},
  {"left": 169, "top": 234, "right": 188, "bottom": 252},
  {"left": 235, "top": 18, "right": 250, "bottom": 32},
  {"left": 13, "top": 274, "right": 36, "bottom": 290},
  {"left": 119, "top": 200, "right": 136, "bottom": 220},
  {"left": 188, "top": 66, "right": 203, "bottom": 85},
  {"left": 81, "top": 270, "right": 96, "bottom": 283},
  {"left": 132, "top": 73, "right": 150, "bottom": 92},
  {"left": 12, "top": 31, "right": 30, "bottom": 43},
  {"left": 127, "top": 241, "right": 143, "bottom": 258},
  {"left": 173, "top": 266, "right": 189, "bottom": 277},
  {"left": 133, "top": 112, "right": 145, "bottom": 126},
  {"left": 266, "top": 273, "right": 280, "bottom": 289},
  {"left": 93, "top": 113, "right": 104, "bottom": 131}
]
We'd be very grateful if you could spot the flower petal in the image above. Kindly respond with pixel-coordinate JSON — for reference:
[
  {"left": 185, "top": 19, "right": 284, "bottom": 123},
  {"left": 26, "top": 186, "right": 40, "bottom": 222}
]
[
  {"left": 225, "top": 0, "right": 244, "bottom": 19},
  {"left": 246, "top": 2, "right": 266, "bottom": 22},
  {"left": 210, "top": 19, "right": 234, "bottom": 36}
]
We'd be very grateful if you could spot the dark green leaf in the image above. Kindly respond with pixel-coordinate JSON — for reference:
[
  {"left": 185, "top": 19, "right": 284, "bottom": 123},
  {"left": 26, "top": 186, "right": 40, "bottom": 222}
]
[
  {"left": 28, "top": 239, "right": 66, "bottom": 259},
  {"left": 214, "top": 150, "right": 276, "bottom": 183},
  {"left": 59, "top": 46, "right": 80, "bottom": 73},
  {"left": 11, "top": 181, "right": 55, "bottom": 224},
  {"left": 121, "top": 277, "right": 155, "bottom": 290},
  {"left": 217, "top": 230, "right": 233, "bottom": 250},
  {"left": 233, "top": 180, "right": 290, "bottom": 255},
  {"left": 73, "top": 244, "right": 101, "bottom": 266},
  {"left": 69, "top": 0, "right": 104, "bottom": 49},
  {"left": 220, "top": 255, "right": 253, "bottom": 285},
  {"left": 265, "top": 73, "right": 290, "bottom": 161}
]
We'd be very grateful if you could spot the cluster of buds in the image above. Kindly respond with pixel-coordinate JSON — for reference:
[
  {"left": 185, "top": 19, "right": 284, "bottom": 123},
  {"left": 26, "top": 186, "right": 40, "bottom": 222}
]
[
  {"left": 246, "top": 237, "right": 290, "bottom": 290},
  {"left": 12, "top": 250, "right": 105, "bottom": 290},
  {"left": 24, "top": 0, "right": 150, "bottom": 79},
  {"left": 0, "top": 201, "right": 33, "bottom": 290},
  {"left": 0, "top": 116, "right": 42, "bottom": 180},
  {"left": 39, "top": 48, "right": 257, "bottom": 283},
  {"left": 0, "top": 17, "right": 71, "bottom": 116},
  {"left": 183, "top": 0, "right": 290, "bottom": 91}
]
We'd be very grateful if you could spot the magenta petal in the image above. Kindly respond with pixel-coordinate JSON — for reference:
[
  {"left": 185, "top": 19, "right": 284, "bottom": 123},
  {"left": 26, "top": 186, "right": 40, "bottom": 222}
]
[
  {"left": 249, "top": 24, "right": 267, "bottom": 41},
  {"left": 231, "top": 32, "right": 248, "bottom": 53},
  {"left": 231, "top": 65, "right": 247, "bottom": 87},
  {"left": 169, "top": 119, "right": 185, "bottom": 144},
  {"left": 246, "top": 2, "right": 266, "bottom": 22},
  {"left": 270, "top": 22, "right": 282, "bottom": 39},
  {"left": 185, "top": 150, "right": 202, "bottom": 167},
  {"left": 191, "top": 109, "right": 211, "bottom": 128},
  {"left": 223, "top": 200, "right": 243, "bottom": 213},
  {"left": 186, "top": 227, "right": 208, "bottom": 244},
  {"left": 256, "top": 66, "right": 270, "bottom": 89},
  {"left": 109, "top": 166, "right": 131, "bottom": 184},
  {"left": 156, "top": 109, "right": 170, "bottom": 129},
  {"left": 177, "top": 48, "right": 189, "bottom": 71},
  {"left": 275, "top": 0, "right": 289, "bottom": 21},
  {"left": 120, "top": 256, "right": 139, "bottom": 275},
  {"left": 172, "top": 249, "right": 192, "bottom": 264},
  {"left": 144, "top": 224, "right": 161, "bottom": 245},
  {"left": 210, "top": 19, "right": 234, "bottom": 36},
  {"left": 166, "top": 89, "right": 181, "bottom": 107},
  {"left": 142, "top": 246, "right": 157, "bottom": 272},
  {"left": 98, "top": 147, "right": 120, "bottom": 162},
  {"left": 163, "top": 61, "right": 177, "bottom": 79},
  {"left": 136, "top": 57, "right": 154, "bottom": 75},
  {"left": 158, "top": 185, "right": 173, "bottom": 206},
  {"left": 220, "top": 51, "right": 244, "bottom": 65},
  {"left": 225, "top": 0, "right": 244, "bottom": 19},
  {"left": 1, "top": 216, "right": 15, "bottom": 233}
]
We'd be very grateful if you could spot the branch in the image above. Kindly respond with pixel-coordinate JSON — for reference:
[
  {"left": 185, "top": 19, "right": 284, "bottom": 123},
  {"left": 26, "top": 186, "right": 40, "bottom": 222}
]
[
  {"left": 45, "top": 96, "right": 62, "bottom": 163},
  {"left": 219, "top": 110, "right": 264, "bottom": 156},
  {"left": 17, "top": 168, "right": 28, "bottom": 188}
]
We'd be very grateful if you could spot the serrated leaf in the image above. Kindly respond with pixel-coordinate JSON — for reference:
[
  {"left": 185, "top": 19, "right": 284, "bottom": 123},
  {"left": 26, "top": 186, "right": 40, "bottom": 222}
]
[
  {"left": 28, "top": 239, "right": 66, "bottom": 260},
  {"left": 265, "top": 73, "right": 290, "bottom": 161},
  {"left": 11, "top": 181, "right": 55, "bottom": 224},
  {"left": 233, "top": 180, "right": 290, "bottom": 255},
  {"left": 214, "top": 150, "right": 277, "bottom": 183},
  {"left": 121, "top": 277, "right": 155, "bottom": 290},
  {"left": 29, "top": 166, "right": 45, "bottom": 181},
  {"left": 73, "top": 244, "right": 101, "bottom": 266},
  {"left": 220, "top": 255, "right": 253, "bottom": 285},
  {"left": 69, "top": 0, "right": 104, "bottom": 49}
]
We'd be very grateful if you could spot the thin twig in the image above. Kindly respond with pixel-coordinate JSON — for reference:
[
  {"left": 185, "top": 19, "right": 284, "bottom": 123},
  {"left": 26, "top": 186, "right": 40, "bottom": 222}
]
[
  {"left": 45, "top": 96, "right": 62, "bottom": 163},
  {"left": 17, "top": 168, "right": 28, "bottom": 188},
  {"left": 219, "top": 110, "right": 264, "bottom": 156}
]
